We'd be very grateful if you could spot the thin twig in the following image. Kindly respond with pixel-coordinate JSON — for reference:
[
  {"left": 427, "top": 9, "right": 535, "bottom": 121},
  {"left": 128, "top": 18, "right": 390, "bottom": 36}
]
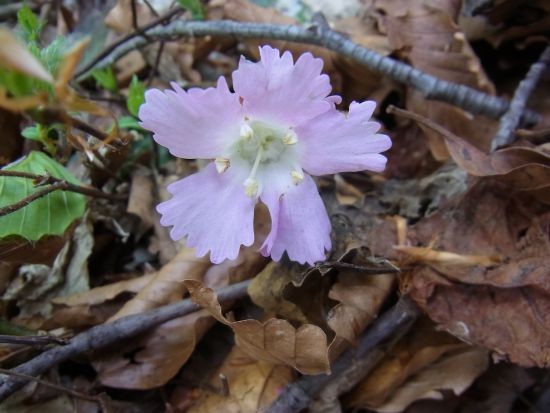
[
  {"left": 147, "top": 41, "right": 166, "bottom": 87},
  {"left": 131, "top": 0, "right": 139, "bottom": 33},
  {"left": 74, "top": 7, "right": 183, "bottom": 79},
  {"left": 0, "top": 368, "right": 102, "bottom": 404},
  {"left": 0, "top": 335, "right": 67, "bottom": 346},
  {"left": 491, "top": 44, "right": 550, "bottom": 151},
  {"left": 0, "top": 279, "right": 252, "bottom": 400},
  {"left": 0, "top": 181, "right": 65, "bottom": 218},
  {"left": 78, "top": 20, "right": 539, "bottom": 123},
  {"left": 68, "top": 115, "right": 110, "bottom": 142},
  {"left": 0, "top": 170, "right": 126, "bottom": 204},
  {"left": 266, "top": 296, "right": 420, "bottom": 413}
]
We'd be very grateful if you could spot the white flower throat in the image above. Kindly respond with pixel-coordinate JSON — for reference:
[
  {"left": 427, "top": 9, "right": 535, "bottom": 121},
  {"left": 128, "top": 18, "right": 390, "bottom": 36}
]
[{"left": 216, "top": 119, "right": 304, "bottom": 197}]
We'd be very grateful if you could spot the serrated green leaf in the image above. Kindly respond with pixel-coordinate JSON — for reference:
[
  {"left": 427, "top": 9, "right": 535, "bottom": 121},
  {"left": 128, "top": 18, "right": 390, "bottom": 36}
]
[
  {"left": 177, "top": 0, "right": 205, "bottom": 20},
  {"left": 0, "top": 151, "right": 86, "bottom": 241},
  {"left": 91, "top": 66, "right": 118, "bottom": 93},
  {"left": 17, "top": 4, "right": 43, "bottom": 42},
  {"left": 40, "top": 36, "right": 68, "bottom": 76},
  {"left": 127, "top": 75, "right": 145, "bottom": 117}
]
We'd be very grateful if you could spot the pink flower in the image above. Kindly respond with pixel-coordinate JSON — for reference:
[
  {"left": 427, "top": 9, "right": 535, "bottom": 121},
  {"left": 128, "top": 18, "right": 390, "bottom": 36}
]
[{"left": 139, "top": 46, "right": 391, "bottom": 265}]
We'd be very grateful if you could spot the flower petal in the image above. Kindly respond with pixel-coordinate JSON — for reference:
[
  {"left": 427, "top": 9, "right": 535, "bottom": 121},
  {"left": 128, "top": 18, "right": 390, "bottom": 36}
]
[
  {"left": 232, "top": 45, "right": 339, "bottom": 127},
  {"left": 139, "top": 77, "right": 242, "bottom": 159},
  {"left": 260, "top": 174, "right": 332, "bottom": 265},
  {"left": 297, "top": 101, "right": 392, "bottom": 175},
  {"left": 157, "top": 163, "right": 255, "bottom": 264}
]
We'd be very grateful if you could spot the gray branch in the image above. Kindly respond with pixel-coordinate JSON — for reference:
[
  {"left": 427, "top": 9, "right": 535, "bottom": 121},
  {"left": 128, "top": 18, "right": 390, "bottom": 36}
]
[
  {"left": 80, "top": 20, "right": 539, "bottom": 123},
  {"left": 0, "top": 279, "right": 251, "bottom": 400},
  {"left": 491, "top": 44, "right": 550, "bottom": 151}
]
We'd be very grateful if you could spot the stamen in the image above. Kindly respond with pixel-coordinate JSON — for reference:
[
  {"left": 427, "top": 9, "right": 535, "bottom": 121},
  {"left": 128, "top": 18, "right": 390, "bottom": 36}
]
[
  {"left": 282, "top": 130, "right": 298, "bottom": 145},
  {"left": 244, "top": 146, "right": 264, "bottom": 197},
  {"left": 244, "top": 178, "right": 259, "bottom": 197},
  {"left": 240, "top": 123, "right": 254, "bottom": 141},
  {"left": 291, "top": 169, "right": 304, "bottom": 185},
  {"left": 215, "top": 157, "right": 230, "bottom": 173}
]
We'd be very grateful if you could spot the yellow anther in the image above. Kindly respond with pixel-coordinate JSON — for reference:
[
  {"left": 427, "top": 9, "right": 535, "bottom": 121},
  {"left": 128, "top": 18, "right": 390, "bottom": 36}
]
[
  {"left": 291, "top": 169, "right": 304, "bottom": 185},
  {"left": 244, "top": 178, "right": 259, "bottom": 197},
  {"left": 215, "top": 157, "right": 230, "bottom": 173},
  {"left": 240, "top": 123, "right": 254, "bottom": 141},
  {"left": 282, "top": 130, "right": 298, "bottom": 145}
]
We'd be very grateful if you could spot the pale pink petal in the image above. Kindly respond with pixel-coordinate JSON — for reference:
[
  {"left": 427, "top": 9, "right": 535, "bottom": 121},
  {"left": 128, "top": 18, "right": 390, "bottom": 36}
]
[
  {"left": 297, "top": 101, "right": 392, "bottom": 175},
  {"left": 157, "top": 163, "right": 255, "bottom": 264},
  {"left": 260, "top": 175, "right": 332, "bottom": 265},
  {"left": 232, "top": 45, "right": 339, "bottom": 127},
  {"left": 139, "top": 77, "right": 242, "bottom": 159}
]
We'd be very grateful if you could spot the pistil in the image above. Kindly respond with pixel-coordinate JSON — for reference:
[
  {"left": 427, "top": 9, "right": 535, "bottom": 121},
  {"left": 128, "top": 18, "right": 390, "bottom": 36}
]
[{"left": 244, "top": 145, "right": 264, "bottom": 197}]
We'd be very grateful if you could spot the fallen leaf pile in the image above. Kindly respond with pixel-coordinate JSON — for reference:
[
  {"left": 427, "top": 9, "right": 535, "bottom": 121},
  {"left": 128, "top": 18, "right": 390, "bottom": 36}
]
[{"left": 0, "top": 0, "right": 549, "bottom": 412}]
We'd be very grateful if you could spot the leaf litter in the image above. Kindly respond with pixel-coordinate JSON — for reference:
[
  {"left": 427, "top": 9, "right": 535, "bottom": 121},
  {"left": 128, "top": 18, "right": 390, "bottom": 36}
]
[{"left": 0, "top": 0, "right": 548, "bottom": 411}]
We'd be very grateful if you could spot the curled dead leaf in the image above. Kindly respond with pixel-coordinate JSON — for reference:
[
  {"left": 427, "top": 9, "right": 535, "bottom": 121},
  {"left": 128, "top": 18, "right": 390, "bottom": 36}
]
[
  {"left": 184, "top": 279, "right": 331, "bottom": 375},
  {"left": 389, "top": 105, "right": 550, "bottom": 203}
]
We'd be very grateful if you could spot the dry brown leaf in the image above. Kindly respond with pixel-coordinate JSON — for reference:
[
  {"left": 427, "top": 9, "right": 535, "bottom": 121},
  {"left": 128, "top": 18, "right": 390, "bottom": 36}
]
[
  {"left": 109, "top": 247, "right": 210, "bottom": 319},
  {"left": 375, "top": 346, "right": 488, "bottom": 412},
  {"left": 0, "top": 28, "right": 53, "bottom": 83},
  {"left": 334, "top": 174, "right": 365, "bottom": 206},
  {"left": 327, "top": 272, "right": 394, "bottom": 345},
  {"left": 186, "top": 346, "right": 293, "bottom": 413},
  {"left": 372, "top": 0, "right": 497, "bottom": 158},
  {"left": 403, "top": 180, "right": 550, "bottom": 367},
  {"left": 92, "top": 233, "right": 267, "bottom": 388},
  {"left": 126, "top": 170, "right": 155, "bottom": 233},
  {"left": 105, "top": 0, "right": 157, "bottom": 34},
  {"left": 248, "top": 261, "right": 310, "bottom": 324},
  {"left": 52, "top": 273, "right": 155, "bottom": 307},
  {"left": 346, "top": 319, "right": 469, "bottom": 409},
  {"left": 184, "top": 279, "right": 331, "bottom": 375},
  {"left": 390, "top": 105, "right": 550, "bottom": 203},
  {"left": 92, "top": 247, "right": 212, "bottom": 388},
  {"left": 394, "top": 246, "right": 502, "bottom": 266}
]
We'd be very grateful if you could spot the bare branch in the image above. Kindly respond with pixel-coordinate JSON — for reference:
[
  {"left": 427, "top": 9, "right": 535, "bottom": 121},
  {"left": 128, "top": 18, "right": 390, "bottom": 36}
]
[
  {"left": 0, "top": 335, "right": 67, "bottom": 346},
  {"left": 78, "top": 20, "right": 539, "bottom": 123},
  {"left": 0, "top": 170, "right": 126, "bottom": 218},
  {"left": 74, "top": 7, "right": 183, "bottom": 78},
  {"left": 0, "top": 368, "right": 102, "bottom": 404},
  {"left": 0, "top": 279, "right": 251, "bottom": 400},
  {"left": 491, "top": 44, "right": 550, "bottom": 151},
  {"left": 0, "top": 181, "right": 66, "bottom": 218}
]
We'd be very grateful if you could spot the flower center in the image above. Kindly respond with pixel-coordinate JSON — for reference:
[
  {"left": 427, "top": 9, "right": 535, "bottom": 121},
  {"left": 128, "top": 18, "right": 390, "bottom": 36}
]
[{"left": 216, "top": 119, "right": 303, "bottom": 197}]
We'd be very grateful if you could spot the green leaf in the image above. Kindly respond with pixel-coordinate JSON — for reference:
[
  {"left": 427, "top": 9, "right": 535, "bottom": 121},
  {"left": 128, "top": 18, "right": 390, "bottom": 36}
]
[
  {"left": 0, "top": 151, "right": 86, "bottom": 241},
  {"left": 177, "top": 0, "right": 205, "bottom": 20},
  {"left": 127, "top": 75, "right": 145, "bottom": 117},
  {"left": 91, "top": 66, "right": 118, "bottom": 93},
  {"left": 17, "top": 4, "right": 43, "bottom": 42},
  {"left": 117, "top": 115, "right": 142, "bottom": 130},
  {"left": 40, "top": 36, "right": 68, "bottom": 77},
  {"left": 21, "top": 125, "right": 41, "bottom": 141},
  {"left": 21, "top": 124, "right": 57, "bottom": 154}
]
